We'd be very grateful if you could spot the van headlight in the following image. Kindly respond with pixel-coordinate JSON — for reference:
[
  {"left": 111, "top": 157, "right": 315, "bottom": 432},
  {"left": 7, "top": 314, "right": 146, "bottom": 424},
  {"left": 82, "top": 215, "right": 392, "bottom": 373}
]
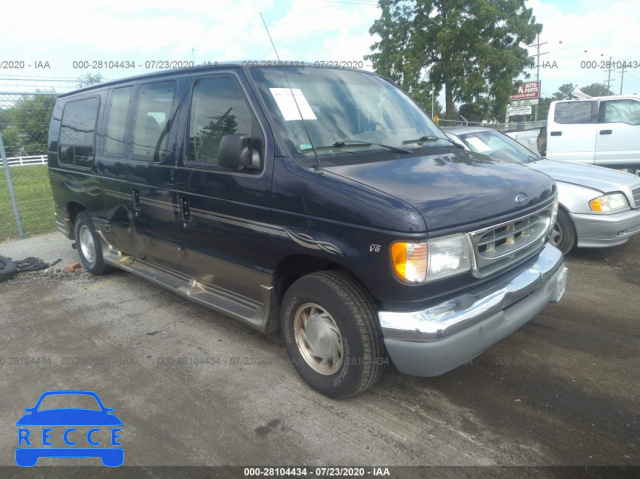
[
  {"left": 588, "top": 193, "right": 629, "bottom": 213},
  {"left": 390, "top": 234, "right": 472, "bottom": 284}
]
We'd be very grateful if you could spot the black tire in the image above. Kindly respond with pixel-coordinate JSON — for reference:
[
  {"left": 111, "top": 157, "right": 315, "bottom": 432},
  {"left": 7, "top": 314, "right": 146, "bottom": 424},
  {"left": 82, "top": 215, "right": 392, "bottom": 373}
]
[
  {"left": 280, "top": 270, "right": 387, "bottom": 399},
  {"left": 550, "top": 208, "right": 576, "bottom": 255},
  {"left": 0, "top": 256, "right": 17, "bottom": 282},
  {"left": 74, "top": 211, "right": 115, "bottom": 275}
]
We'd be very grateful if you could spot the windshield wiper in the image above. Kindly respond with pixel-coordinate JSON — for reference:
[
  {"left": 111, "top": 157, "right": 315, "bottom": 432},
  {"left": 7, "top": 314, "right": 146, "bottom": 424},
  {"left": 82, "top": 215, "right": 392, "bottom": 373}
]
[
  {"left": 403, "top": 135, "right": 463, "bottom": 148},
  {"left": 314, "top": 140, "right": 413, "bottom": 154}
]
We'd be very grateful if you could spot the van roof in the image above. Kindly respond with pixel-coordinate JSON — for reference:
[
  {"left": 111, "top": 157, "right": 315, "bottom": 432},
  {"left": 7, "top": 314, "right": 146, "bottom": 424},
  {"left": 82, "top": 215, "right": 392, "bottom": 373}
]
[
  {"left": 57, "top": 61, "right": 364, "bottom": 98},
  {"left": 58, "top": 62, "right": 249, "bottom": 98}
]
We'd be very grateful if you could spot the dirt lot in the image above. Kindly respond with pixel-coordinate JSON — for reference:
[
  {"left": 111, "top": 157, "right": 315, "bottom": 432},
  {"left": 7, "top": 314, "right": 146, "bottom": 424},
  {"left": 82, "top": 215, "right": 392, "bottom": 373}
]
[{"left": 0, "top": 232, "right": 638, "bottom": 476}]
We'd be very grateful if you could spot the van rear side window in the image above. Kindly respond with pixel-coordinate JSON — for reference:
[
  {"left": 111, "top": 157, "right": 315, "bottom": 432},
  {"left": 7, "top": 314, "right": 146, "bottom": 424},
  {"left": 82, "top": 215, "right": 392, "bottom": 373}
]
[
  {"left": 59, "top": 97, "right": 100, "bottom": 168},
  {"left": 132, "top": 81, "right": 176, "bottom": 161},
  {"left": 104, "top": 86, "right": 134, "bottom": 158}
]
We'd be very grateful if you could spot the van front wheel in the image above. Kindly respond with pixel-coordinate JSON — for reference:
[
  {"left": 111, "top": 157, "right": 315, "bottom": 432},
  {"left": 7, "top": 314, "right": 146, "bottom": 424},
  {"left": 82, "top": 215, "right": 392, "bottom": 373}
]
[
  {"left": 74, "top": 211, "right": 114, "bottom": 275},
  {"left": 280, "top": 271, "right": 387, "bottom": 398}
]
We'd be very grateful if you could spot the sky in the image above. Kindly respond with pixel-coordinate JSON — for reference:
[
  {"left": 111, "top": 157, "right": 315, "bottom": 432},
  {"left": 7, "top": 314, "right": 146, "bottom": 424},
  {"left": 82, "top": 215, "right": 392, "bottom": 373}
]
[{"left": 1, "top": 0, "right": 640, "bottom": 101}]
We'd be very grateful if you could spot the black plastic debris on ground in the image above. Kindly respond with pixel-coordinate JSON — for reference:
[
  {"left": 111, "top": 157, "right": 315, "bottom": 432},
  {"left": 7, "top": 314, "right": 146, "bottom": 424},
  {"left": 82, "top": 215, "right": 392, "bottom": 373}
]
[
  {"left": 0, "top": 256, "right": 50, "bottom": 282},
  {"left": 14, "top": 257, "right": 49, "bottom": 272},
  {"left": 0, "top": 256, "right": 17, "bottom": 282}
]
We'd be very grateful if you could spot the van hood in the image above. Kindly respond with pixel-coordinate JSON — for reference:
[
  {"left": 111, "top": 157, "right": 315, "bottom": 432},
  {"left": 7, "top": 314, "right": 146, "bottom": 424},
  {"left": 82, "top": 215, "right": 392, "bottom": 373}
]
[
  {"left": 529, "top": 159, "right": 640, "bottom": 193},
  {"left": 324, "top": 148, "right": 556, "bottom": 232}
]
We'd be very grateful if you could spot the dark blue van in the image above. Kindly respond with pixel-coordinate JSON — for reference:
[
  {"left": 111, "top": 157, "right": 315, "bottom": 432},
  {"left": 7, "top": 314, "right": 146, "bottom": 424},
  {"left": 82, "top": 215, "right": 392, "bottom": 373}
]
[{"left": 48, "top": 63, "right": 567, "bottom": 398}]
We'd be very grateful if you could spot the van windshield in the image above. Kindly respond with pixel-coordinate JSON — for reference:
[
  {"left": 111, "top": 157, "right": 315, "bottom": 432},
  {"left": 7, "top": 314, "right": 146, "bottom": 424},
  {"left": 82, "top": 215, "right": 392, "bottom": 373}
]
[{"left": 248, "top": 67, "right": 448, "bottom": 161}]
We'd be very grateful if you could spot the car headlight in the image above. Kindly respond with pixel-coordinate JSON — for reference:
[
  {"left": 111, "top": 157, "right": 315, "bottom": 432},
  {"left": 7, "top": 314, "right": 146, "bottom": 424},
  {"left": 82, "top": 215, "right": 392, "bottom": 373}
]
[
  {"left": 390, "top": 234, "right": 472, "bottom": 283},
  {"left": 588, "top": 193, "right": 629, "bottom": 213}
]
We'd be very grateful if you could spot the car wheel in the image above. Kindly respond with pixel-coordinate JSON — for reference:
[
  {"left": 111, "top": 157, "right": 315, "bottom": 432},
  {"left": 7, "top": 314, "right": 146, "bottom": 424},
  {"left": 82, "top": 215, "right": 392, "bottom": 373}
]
[
  {"left": 550, "top": 208, "right": 576, "bottom": 255},
  {"left": 280, "top": 270, "right": 387, "bottom": 399},
  {"left": 74, "top": 211, "right": 114, "bottom": 275}
]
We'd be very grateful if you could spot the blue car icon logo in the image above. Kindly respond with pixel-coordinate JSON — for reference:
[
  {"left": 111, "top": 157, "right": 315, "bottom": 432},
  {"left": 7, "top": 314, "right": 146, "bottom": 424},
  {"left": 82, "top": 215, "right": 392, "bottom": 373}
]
[{"left": 16, "top": 390, "right": 123, "bottom": 467}]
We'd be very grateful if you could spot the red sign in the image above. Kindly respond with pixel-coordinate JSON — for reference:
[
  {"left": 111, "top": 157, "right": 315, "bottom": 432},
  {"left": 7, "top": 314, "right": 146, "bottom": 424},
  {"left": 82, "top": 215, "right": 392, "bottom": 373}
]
[{"left": 509, "top": 81, "right": 540, "bottom": 101}]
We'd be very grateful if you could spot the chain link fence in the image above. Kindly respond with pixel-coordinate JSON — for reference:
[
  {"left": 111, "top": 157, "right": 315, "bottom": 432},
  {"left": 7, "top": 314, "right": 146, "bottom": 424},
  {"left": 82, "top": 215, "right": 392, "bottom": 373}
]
[{"left": 1, "top": 92, "right": 57, "bottom": 241}]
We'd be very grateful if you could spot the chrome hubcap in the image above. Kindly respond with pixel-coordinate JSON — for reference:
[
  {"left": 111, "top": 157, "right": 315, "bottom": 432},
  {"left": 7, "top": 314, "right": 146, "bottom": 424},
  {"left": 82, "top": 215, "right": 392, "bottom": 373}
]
[
  {"left": 78, "top": 224, "right": 96, "bottom": 265},
  {"left": 294, "top": 303, "right": 344, "bottom": 375},
  {"left": 550, "top": 220, "right": 563, "bottom": 247}
]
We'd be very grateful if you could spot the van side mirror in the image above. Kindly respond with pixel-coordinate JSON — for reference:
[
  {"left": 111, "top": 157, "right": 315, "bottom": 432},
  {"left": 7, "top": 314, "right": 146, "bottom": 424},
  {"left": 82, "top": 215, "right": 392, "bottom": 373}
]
[{"left": 218, "top": 134, "right": 260, "bottom": 170}]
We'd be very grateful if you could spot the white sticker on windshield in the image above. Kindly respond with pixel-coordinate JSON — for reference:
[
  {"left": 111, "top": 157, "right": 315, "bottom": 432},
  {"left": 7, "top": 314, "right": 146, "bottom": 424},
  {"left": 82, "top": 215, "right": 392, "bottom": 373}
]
[
  {"left": 465, "top": 137, "right": 492, "bottom": 153},
  {"left": 270, "top": 88, "right": 317, "bottom": 121}
]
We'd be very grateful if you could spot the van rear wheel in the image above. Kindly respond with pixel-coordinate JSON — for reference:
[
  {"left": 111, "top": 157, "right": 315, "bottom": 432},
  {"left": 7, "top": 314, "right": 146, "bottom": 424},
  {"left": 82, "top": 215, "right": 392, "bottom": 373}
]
[
  {"left": 280, "top": 271, "right": 387, "bottom": 398},
  {"left": 74, "top": 211, "right": 114, "bottom": 275}
]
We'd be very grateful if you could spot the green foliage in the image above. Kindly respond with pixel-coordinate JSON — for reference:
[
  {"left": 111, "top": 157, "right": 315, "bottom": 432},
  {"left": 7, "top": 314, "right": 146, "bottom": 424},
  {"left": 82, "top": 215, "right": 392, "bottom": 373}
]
[
  {"left": 8, "top": 91, "right": 57, "bottom": 155},
  {"left": 410, "top": 84, "right": 444, "bottom": 117},
  {"left": 536, "top": 97, "right": 553, "bottom": 120},
  {"left": 76, "top": 72, "right": 105, "bottom": 88},
  {"left": 458, "top": 101, "right": 490, "bottom": 123},
  {"left": 367, "top": 0, "right": 541, "bottom": 120},
  {"left": 0, "top": 126, "right": 23, "bottom": 157},
  {"left": 581, "top": 83, "right": 614, "bottom": 97},
  {"left": 552, "top": 83, "right": 576, "bottom": 100},
  {"left": 0, "top": 107, "right": 11, "bottom": 130}
]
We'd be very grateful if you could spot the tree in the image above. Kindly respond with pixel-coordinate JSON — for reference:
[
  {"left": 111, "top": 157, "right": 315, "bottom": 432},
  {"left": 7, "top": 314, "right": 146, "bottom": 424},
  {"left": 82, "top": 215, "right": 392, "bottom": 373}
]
[
  {"left": 409, "top": 83, "right": 444, "bottom": 118},
  {"left": 9, "top": 91, "right": 57, "bottom": 154},
  {"left": 367, "top": 0, "right": 541, "bottom": 120},
  {"left": 458, "top": 100, "right": 490, "bottom": 123},
  {"left": 0, "top": 126, "right": 22, "bottom": 157},
  {"left": 552, "top": 83, "right": 576, "bottom": 100},
  {"left": 76, "top": 72, "right": 105, "bottom": 88},
  {"left": 536, "top": 96, "right": 553, "bottom": 120},
  {"left": 581, "top": 82, "right": 614, "bottom": 97}
]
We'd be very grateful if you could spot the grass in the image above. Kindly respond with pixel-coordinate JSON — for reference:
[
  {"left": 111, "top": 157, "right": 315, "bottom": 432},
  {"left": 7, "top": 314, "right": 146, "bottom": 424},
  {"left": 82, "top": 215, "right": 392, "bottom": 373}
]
[{"left": 0, "top": 164, "right": 56, "bottom": 242}]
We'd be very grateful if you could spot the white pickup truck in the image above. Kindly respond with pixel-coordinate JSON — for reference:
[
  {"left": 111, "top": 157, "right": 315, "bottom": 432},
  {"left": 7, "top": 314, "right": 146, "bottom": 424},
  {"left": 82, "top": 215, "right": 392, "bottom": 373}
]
[{"left": 509, "top": 95, "right": 640, "bottom": 172}]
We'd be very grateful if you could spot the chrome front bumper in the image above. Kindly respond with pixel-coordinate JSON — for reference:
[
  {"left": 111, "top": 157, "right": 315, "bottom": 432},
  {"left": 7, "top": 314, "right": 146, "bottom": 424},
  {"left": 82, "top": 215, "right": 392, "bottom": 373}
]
[{"left": 379, "top": 244, "right": 567, "bottom": 377}]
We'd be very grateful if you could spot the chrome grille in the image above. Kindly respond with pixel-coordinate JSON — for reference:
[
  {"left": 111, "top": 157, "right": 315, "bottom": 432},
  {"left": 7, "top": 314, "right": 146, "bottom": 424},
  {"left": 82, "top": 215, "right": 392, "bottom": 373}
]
[
  {"left": 631, "top": 186, "right": 640, "bottom": 208},
  {"left": 470, "top": 204, "right": 554, "bottom": 278}
]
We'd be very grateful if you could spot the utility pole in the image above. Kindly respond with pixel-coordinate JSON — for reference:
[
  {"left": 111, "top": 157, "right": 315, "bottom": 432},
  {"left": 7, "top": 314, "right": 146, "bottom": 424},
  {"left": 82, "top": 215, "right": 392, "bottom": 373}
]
[
  {"left": 604, "top": 56, "right": 614, "bottom": 91},
  {"left": 431, "top": 86, "right": 434, "bottom": 118},
  {"left": 619, "top": 63, "right": 626, "bottom": 95},
  {"left": 530, "top": 33, "right": 548, "bottom": 121}
]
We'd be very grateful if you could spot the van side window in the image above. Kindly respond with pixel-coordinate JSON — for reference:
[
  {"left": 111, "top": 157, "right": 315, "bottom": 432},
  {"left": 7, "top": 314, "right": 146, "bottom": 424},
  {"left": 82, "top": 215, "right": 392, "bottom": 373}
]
[
  {"left": 59, "top": 97, "right": 100, "bottom": 168},
  {"left": 132, "top": 81, "right": 176, "bottom": 161},
  {"left": 600, "top": 99, "right": 640, "bottom": 125},
  {"left": 104, "top": 86, "right": 133, "bottom": 157},
  {"left": 554, "top": 101, "right": 596, "bottom": 124},
  {"left": 187, "top": 77, "right": 254, "bottom": 167}
]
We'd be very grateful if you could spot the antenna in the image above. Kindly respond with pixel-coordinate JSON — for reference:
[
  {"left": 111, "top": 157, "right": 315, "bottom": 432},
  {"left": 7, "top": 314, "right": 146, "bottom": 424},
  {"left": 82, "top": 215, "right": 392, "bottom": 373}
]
[{"left": 259, "top": 13, "right": 321, "bottom": 172}]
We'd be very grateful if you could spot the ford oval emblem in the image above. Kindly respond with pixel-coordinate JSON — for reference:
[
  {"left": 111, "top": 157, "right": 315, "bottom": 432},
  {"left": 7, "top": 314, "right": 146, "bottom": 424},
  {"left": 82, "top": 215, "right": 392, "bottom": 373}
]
[{"left": 515, "top": 193, "right": 528, "bottom": 204}]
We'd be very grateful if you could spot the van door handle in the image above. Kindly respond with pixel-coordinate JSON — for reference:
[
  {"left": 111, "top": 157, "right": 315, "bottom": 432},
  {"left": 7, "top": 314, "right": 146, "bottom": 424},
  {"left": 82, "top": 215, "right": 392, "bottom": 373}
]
[
  {"left": 131, "top": 189, "right": 141, "bottom": 211},
  {"left": 179, "top": 197, "right": 191, "bottom": 224},
  {"left": 550, "top": 131, "right": 562, "bottom": 137},
  {"left": 599, "top": 129, "right": 612, "bottom": 135}
]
